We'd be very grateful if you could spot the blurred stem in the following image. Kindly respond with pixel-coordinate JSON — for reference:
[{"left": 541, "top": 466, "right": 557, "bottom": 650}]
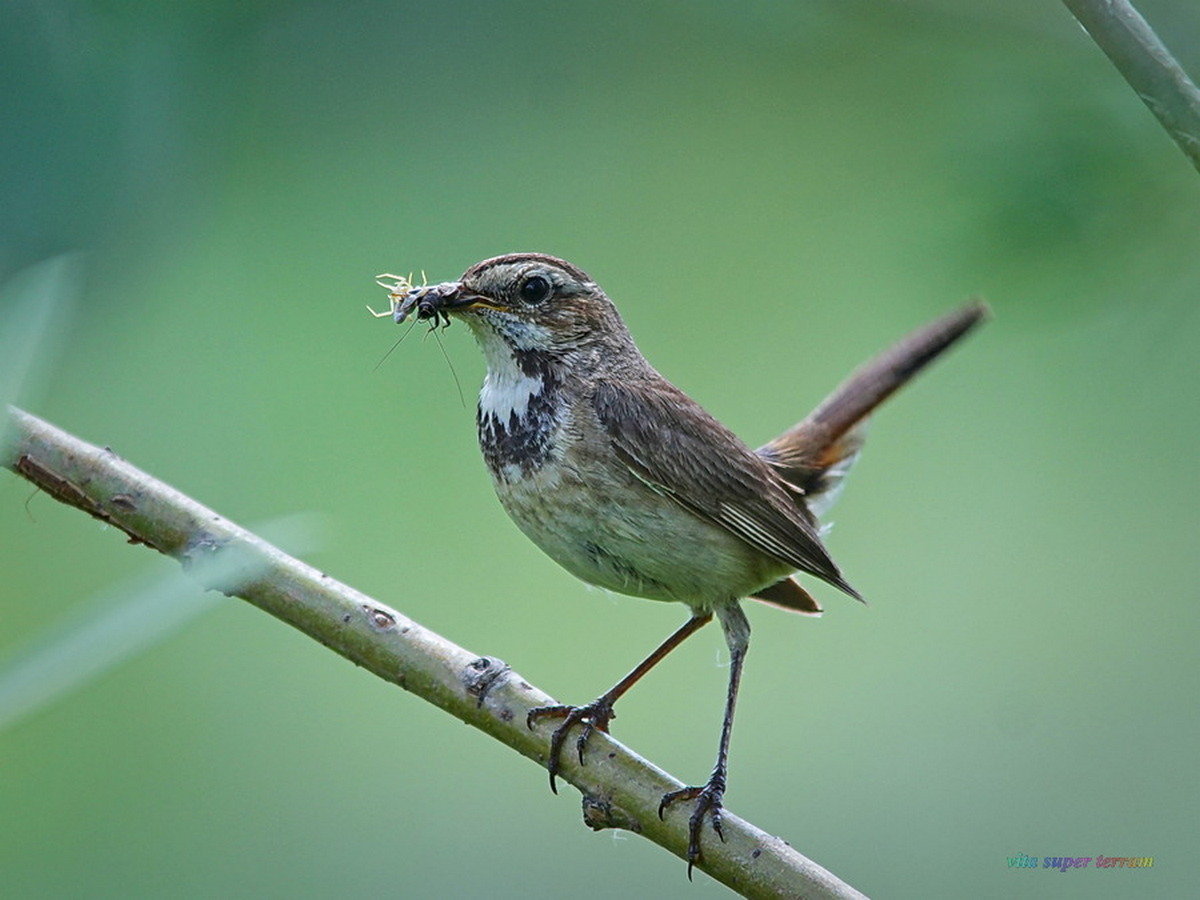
[
  {"left": 1062, "top": 0, "right": 1200, "bottom": 172},
  {"left": 2, "top": 405, "right": 864, "bottom": 900}
]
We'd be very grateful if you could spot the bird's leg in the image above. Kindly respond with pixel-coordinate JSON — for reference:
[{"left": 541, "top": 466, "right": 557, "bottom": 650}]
[
  {"left": 527, "top": 612, "right": 712, "bottom": 793},
  {"left": 659, "top": 602, "right": 749, "bottom": 879}
]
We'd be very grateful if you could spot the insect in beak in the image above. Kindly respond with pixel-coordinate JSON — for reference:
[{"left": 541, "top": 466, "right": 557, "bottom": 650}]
[{"left": 372, "top": 274, "right": 468, "bottom": 331}]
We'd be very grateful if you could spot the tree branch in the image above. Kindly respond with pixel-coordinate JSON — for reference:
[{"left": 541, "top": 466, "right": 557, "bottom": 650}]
[
  {"left": 2, "top": 404, "right": 866, "bottom": 900},
  {"left": 1062, "top": 0, "right": 1200, "bottom": 172}
]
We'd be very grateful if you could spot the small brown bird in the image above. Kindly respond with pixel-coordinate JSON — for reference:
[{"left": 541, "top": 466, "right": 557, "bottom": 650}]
[{"left": 376, "top": 254, "right": 985, "bottom": 873}]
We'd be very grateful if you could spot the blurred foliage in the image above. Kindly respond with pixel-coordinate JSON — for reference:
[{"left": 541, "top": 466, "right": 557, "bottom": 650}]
[{"left": 1, "top": 1, "right": 1197, "bottom": 898}]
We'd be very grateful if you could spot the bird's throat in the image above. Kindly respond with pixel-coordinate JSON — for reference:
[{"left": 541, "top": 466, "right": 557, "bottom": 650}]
[{"left": 475, "top": 337, "right": 564, "bottom": 483}]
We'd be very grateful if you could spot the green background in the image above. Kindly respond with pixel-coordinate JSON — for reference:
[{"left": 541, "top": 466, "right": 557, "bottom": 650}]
[{"left": 2, "top": 2, "right": 1197, "bottom": 897}]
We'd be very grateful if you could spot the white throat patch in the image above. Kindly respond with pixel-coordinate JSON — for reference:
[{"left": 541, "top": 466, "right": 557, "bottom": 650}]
[
  {"left": 469, "top": 316, "right": 549, "bottom": 420},
  {"left": 479, "top": 367, "right": 544, "bottom": 421}
]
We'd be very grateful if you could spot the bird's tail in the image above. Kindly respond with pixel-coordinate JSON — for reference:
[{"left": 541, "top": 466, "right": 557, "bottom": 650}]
[{"left": 756, "top": 300, "right": 988, "bottom": 517}]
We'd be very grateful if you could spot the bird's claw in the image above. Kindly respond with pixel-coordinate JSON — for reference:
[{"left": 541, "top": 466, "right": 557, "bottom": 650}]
[
  {"left": 659, "top": 778, "right": 726, "bottom": 879},
  {"left": 526, "top": 698, "right": 616, "bottom": 793}
]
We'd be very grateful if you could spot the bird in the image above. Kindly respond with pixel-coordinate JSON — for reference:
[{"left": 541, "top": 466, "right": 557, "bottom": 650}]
[{"left": 375, "top": 253, "right": 986, "bottom": 874}]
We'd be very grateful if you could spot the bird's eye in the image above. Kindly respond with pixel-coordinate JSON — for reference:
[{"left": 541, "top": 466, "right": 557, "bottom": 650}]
[{"left": 519, "top": 274, "right": 551, "bottom": 305}]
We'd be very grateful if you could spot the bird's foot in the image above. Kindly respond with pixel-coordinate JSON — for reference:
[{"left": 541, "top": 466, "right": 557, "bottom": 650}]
[
  {"left": 659, "top": 776, "right": 726, "bottom": 879},
  {"left": 526, "top": 697, "right": 616, "bottom": 793}
]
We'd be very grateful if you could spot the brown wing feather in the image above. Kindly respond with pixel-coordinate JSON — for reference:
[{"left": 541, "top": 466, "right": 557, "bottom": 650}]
[{"left": 592, "top": 378, "right": 861, "bottom": 601}]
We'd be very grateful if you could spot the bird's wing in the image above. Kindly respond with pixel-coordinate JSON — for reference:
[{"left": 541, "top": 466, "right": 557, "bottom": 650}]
[{"left": 591, "top": 378, "right": 861, "bottom": 600}]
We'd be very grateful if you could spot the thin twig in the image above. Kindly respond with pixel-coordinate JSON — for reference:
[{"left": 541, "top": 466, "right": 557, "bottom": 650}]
[
  {"left": 1063, "top": 0, "right": 1200, "bottom": 172},
  {"left": 1, "top": 404, "right": 866, "bottom": 900}
]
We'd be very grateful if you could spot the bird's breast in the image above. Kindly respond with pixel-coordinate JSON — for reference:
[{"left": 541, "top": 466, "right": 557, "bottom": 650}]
[
  {"left": 476, "top": 362, "right": 566, "bottom": 483},
  {"left": 471, "top": 346, "right": 792, "bottom": 606}
]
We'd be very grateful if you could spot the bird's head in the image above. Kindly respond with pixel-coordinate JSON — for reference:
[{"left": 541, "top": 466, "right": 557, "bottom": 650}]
[{"left": 377, "top": 253, "right": 633, "bottom": 358}]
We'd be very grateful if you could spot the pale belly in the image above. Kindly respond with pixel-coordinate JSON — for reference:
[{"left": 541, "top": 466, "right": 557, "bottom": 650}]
[{"left": 492, "top": 461, "right": 793, "bottom": 609}]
